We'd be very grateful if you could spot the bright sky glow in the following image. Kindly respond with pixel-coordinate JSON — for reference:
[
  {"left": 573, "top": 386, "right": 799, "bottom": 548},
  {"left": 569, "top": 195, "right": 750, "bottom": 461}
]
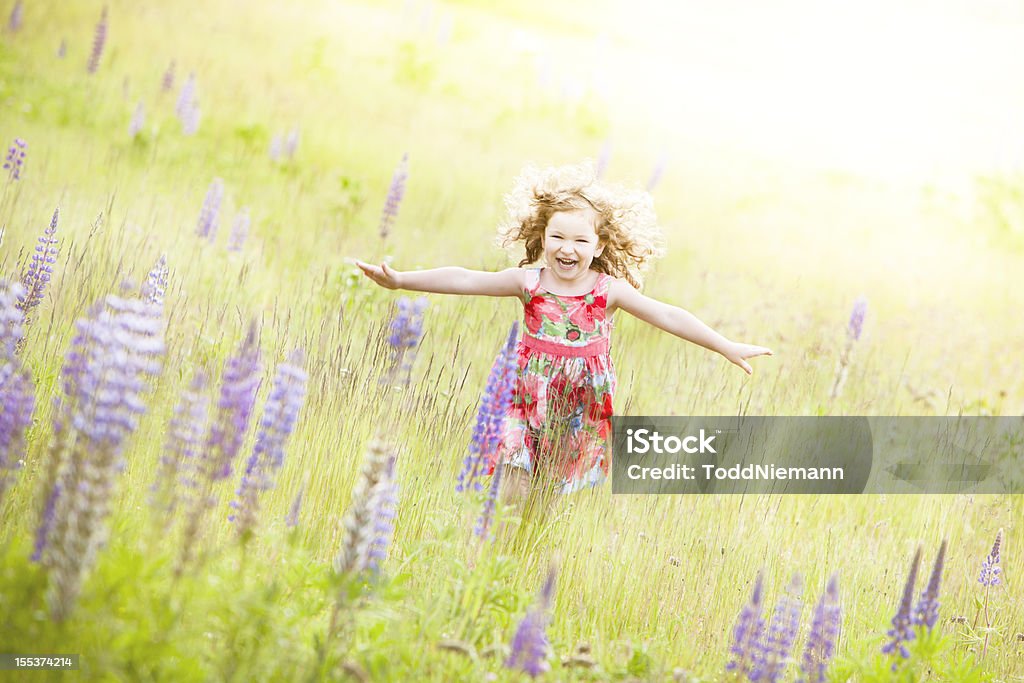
[{"left": 590, "top": 0, "right": 1024, "bottom": 183}]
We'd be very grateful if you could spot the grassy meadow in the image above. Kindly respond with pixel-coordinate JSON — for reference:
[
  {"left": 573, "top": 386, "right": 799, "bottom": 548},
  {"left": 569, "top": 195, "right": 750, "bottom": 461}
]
[{"left": 1, "top": 0, "right": 1023, "bottom": 680}]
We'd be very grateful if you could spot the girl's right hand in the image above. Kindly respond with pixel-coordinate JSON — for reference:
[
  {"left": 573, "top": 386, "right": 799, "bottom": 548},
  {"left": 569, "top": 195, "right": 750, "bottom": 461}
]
[{"left": 355, "top": 260, "right": 403, "bottom": 290}]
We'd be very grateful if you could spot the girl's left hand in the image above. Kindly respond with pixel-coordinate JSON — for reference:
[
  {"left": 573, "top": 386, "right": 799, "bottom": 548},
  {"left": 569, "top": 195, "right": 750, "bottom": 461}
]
[{"left": 724, "top": 342, "right": 773, "bottom": 375}]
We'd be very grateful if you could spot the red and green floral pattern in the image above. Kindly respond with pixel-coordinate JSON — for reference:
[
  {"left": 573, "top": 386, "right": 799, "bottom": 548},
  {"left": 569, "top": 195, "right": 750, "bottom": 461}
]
[{"left": 488, "top": 268, "right": 616, "bottom": 493}]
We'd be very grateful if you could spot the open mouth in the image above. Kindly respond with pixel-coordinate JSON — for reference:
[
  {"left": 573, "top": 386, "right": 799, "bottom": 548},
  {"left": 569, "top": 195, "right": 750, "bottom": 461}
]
[{"left": 556, "top": 257, "right": 577, "bottom": 268}]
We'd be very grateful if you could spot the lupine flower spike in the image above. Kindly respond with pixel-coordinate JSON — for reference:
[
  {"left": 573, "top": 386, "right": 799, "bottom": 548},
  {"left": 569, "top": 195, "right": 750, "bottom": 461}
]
[
  {"left": 161, "top": 60, "right": 175, "bottom": 92},
  {"left": 882, "top": 547, "right": 921, "bottom": 669},
  {"left": 4, "top": 138, "right": 27, "bottom": 181},
  {"left": 456, "top": 322, "right": 518, "bottom": 493},
  {"left": 798, "top": 574, "right": 842, "bottom": 683},
  {"left": 140, "top": 254, "right": 169, "bottom": 307},
  {"left": 757, "top": 574, "right": 804, "bottom": 682},
  {"left": 150, "top": 369, "right": 210, "bottom": 523},
  {"left": 57, "top": 39, "right": 67, "bottom": 58},
  {"left": 378, "top": 152, "right": 408, "bottom": 240},
  {"left": 830, "top": 296, "right": 868, "bottom": 399},
  {"left": 978, "top": 529, "right": 1003, "bottom": 658},
  {"left": 175, "top": 323, "right": 261, "bottom": 574},
  {"left": 17, "top": 207, "right": 60, "bottom": 327},
  {"left": 129, "top": 102, "right": 145, "bottom": 138},
  {"left": 285, "top": 128, "right": 300, "bottom": 160},
  {"left": 86, "top": 7, "right": 108, "bottom": 74},
  {"left": 176, "top": 72, "right": 196, "bottom": 119},
  {"left": 196, "top": 178, "right": 224, "bottom": 240},
  {"left": 726, "top": 571, "right": 766, "bottom": 677},
  {"left": 335, "top": 440, "right": 400, "bottom": 577},
  {"left": 7, "top": 1, "right": 23, "bottom": 33},
  {"left": 209, "top": 325, "right": 262, "bottom": 480},
  {"left": 913, "top": 540, "right": 947, "bottom": 629},
  {"left": 384, "top": 296, "right": 428, "bottom": 386},
  {"left": 177, "top": 73, "right": 200, "bottom": 135},
  {"left": 979, "top": 529, "right": 1002, "bottom": 587},
  {"left": 230, "top": 349, "right": 308, "bottom": 539},
  {"left": 1, "top": 281, "right": 34, "bottom": 506},
  {"left": 37, "top": 288, "right": 165, "bottom": 619},
  {"left": 227, "top": 208, "right": 250, "bottom": 253},
  {"left": 506, "top": 563, "right": 557, "bottom": 677}
]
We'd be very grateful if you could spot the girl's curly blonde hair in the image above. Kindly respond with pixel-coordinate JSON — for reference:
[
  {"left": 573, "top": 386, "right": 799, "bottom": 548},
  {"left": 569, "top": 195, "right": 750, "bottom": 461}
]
[{"left": 497, "top": 162, "right": 665, "bottom": 289}]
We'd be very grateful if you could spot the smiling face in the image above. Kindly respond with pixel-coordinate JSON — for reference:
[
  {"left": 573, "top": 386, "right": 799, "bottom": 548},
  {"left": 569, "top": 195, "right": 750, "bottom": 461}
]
[{"left": 542, "top": 208, "right": 605, "bottom": 283}]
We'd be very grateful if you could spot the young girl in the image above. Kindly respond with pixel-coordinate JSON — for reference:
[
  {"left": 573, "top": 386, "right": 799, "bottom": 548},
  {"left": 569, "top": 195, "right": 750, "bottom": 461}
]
[{"left": 356, "top": 163, "right": 771, "bottom": 501}]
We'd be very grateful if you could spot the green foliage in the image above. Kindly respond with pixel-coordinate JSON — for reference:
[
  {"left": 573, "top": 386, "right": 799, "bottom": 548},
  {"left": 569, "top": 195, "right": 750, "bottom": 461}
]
[
  {"left": 837, "top": 626, "right": 993, "bottom": 683},
  {"left": 234, "top": 121, "right": 270, "bottom": 153}
]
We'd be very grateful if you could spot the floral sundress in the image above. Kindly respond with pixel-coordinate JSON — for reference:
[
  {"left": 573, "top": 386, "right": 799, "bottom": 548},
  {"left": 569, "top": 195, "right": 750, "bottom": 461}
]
[{"left": 487, "top": 267, "right": 616, "bottom": 494}]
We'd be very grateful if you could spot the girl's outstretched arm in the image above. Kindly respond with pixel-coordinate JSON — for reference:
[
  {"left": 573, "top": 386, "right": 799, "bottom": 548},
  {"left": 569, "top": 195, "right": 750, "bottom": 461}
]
[
  {"left": 355, "top": 260, "right": 524, "bottom": 297},
  {"left": 608, "top": 279, "right": 772, "bottom": 375}
]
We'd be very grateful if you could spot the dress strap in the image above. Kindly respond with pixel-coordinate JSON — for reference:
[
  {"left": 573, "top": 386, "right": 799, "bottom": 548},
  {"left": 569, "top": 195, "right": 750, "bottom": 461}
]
[
  {"left": 523, "top": 268, "right": 542, "bottom": 299},
  {"left": 594, "top": 272, "right": 613, "bottom": 297}
]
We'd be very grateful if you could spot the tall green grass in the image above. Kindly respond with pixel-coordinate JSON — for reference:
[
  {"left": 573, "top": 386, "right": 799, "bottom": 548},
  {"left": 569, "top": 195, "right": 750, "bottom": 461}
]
[{"left": 0, "top": 0, "right": 1021, "bottom": 680}]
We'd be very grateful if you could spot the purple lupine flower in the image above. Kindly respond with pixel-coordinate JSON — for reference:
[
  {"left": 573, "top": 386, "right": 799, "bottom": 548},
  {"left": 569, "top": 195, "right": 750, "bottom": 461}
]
[
  {"left": 378, "top": 153, "right": 409, "bottom": 240},
  {"left": 335, "top": 440, "right": 400, "bottom": 576},
  {"left": 196, "top": 178, "right": 224, "bottom": 240},
  {"left": 174, "top": 324, "right": 262, "bottom": 574},
  {"left": 149, "top": 370, "right": 210, "bottom": 521},
  {"left": 39, "top": 289, "right": 164, "bottom": 619},
  {"left": 387, "top": 297, "right": 427, "bottom": 350},
  {"left": 17, "top": 207, "right": 60, "bottom": 323},
  {"left": 726, "top": 571, "right": 766, "bottom": 677},
  {"left": 1, "top": 281, "right": 34, "bottom": 505},
  {"left": 31, "top": 484, "right": 60, "bottom": 562},
  {"left": 227, "top": 208, "right": 250, "bottom": 253},
  {"left": 161, "top": 60, "right": 175, "bottom": 93},
  {"left": 756, "top": 575, "right": 803, "bottom": 683},
  {"left": 474, "top": 458, "right": 504, "bottom": 540},
  {"left": 594, "top": 140, "right": 612, "bottom": 180},
  {"left": 363, "top": 459, "right": 398, "bottom": 573},
  {"left": 646, "top": 153, "right": 668, "bottom": 192},
  {"left": 176, "top": 72, "right": 196, "bottom": 120},
  {"left": 978, "top": 530, "right": 1002, "bottom": 587},
  {"left": 456, "top": 322, "right": 518, "bottom": 493},
  {"left": 384, "top": 296, "right": 428, "bottom": 386},
  {"left": 4, "top": 138, "right": 27, "bottom": 181},
  {"left": 140, "top": 254, "right": 168, "bottom": 307},
  {"left": 57, "top": 39, "right": 66, "bottom": 59},
  {"left": 268, "top": 134, "right": 282, "bottom": 162},
  {"left": 206, "top": 323, "right": 261, "bottom": 481},
  {"left": 230, "top": 349, "right": 307, "bottom": 538},
  {"left": 913, "top": 540, "right": 947, "bottom": 629},
  {"left": 284, "top": 128, "right": 300, "bottom": 160},
  {"left": 86, "top": 7, "right": 108, "bottom": 75},
  {"left": 847, "top": 297, "right": 867, "bottom": 342},
  {"left": 798, "top": 575, "right": 842, "bottom": 683},
  {"left": 182, "top": 101, "right": 200, "bottom": 135},
  {"left": 506, "top": 564, "right": 557, "bottom": 678},
  {"left": 882, "top": 548, "right": 922, "bottom": 667},
  {"left": 129, "top": 101, "right": 145, "bottom": 138},
  {"left": 7, "top": 1, "right": 23, "bottom": 32},
  {"left": 1, "top": 280, "right": 27, "bottom": 357},
  {"left": 0, "top": 358, "right": 34, "bottom": 502}
]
